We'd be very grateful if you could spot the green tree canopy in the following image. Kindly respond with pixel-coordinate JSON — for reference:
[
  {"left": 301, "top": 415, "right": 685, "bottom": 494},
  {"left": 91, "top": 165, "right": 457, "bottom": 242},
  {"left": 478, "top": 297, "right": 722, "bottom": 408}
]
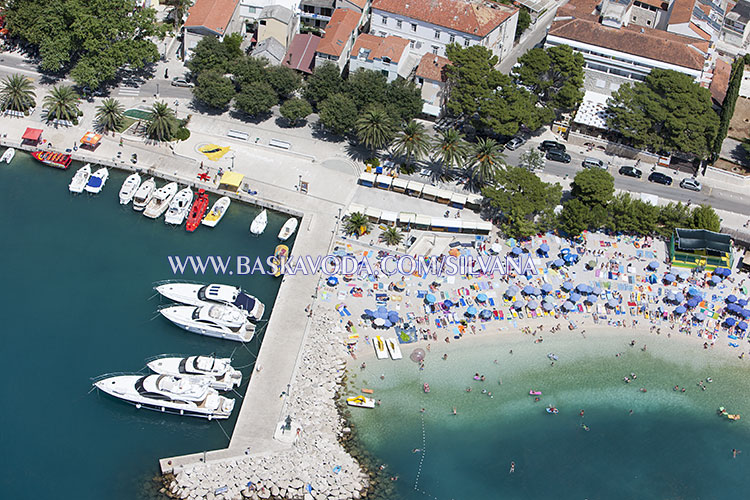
[
  {"left": 607, "top": 69, "right": 719, "bottom": 159},
  {"left": 512, "top": 45, "right": 585, "bottom": 110},
  {"left": 43, "top": 85, "right": 80, "bottom": 123},
  {"left": 304, "top": 62, "right": 343, "bottom": 108},
  {"left": 95, "top": 98, "right": 125, "bottom": 133},
  {"left": 230, "top": 56, "right": 269, "bottom": 86},
  {"left": 318, "top": 93, "right": 357, "bottom": 135},
  {"left": 0, "top": 74, "right": 36, "bottom": 113},
  {"left": 380, "top": 226, "right": 403, "bottom": 246},
  {"left": 656, "top": 202, "right": 692, "bottom": 237},
  {"left": 266, "top": 66, "right": 302, "bottom": 99},
  {"left": 384, "top": 77, "right": 423, "bottom": 124},
  {"left": 280, "top": 97, "right": 313, "bottom": 126},
  {"left": 344, "top": 212, "right": 371, "bottom": 236},
  {"left": 234, "top": 82, "right": 277, "bottom": 117},
  {"left": 187, "top": 35, "right": 243, "bottom": 77},
  {"left": 691, "top": 205, "right": 721, "bottom": 232},
  {"left": 608, "top": 193, "right": 659, "bottom": 234},
  {"left": 431, "top": 128, "right": 468, "bottom": 181},
  {"left": 194, "top": 70, "right": 236, "bottom": 110},
  {"left": 6, "top": 0, "right": 162, "bottom": 88},
  {"left": 391, "top": 120, "right": 430, "bottom": 167},
  {"left": 146, "top": 101, "right": 178, "bottom": 142},
  {"left": 558, "top": 199, "right": 590, "bottom": 236},
  {"left": 464, "top": 138, "right": 505, "bottom": 192},
  {"left": 356, "top": 105, "right": 395, "bottom": 153},
  {"left": 345, "top": 69, "right": 389, "bottom": 112},
  {"left": 482, "top": 166, "right": 562, "bottom": 238},
  {"left": 571, "top": 168, "right": 615, "bottom": 206}
]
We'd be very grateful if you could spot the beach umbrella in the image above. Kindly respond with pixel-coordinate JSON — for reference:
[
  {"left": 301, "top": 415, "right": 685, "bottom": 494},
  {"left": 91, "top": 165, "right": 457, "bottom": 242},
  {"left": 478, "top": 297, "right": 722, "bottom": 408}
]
[
  {"left": 664, "top": 273, "right": 675, "bottom": 283},
  {"left": 466, "top": 305, "right": 478, "bottom": 316},
  {"left": 425, "top": 293, "right": 437, "bottom": 304},
  {"left": 715, "top": 267, "right": 731, "bottom": 277},
  {"left": 384, "top": 320, "right": 393, "bottom": 327},
  {"left": 674, "top": 305, "right": 686, "bottom": 314},
  {"left": 527, "top": 299, "right": 539, "bottom": 310},
  {"left": 606, "top": 298, "right": 619, "bottom": 308},
  {"left": 727, "top": 295, "right": 738, "bottom": 303},
  {"left": 511, "top": 246, "right": 523, "bottom": 256},
  {"left": 665, "top": 291, "right": 676, "bottom": 302},
  {"left": 739, "top": 321, "right": 749, "bottom": 331},
  {"left": 542, "top": 301, "right": 555, "bottom": 311},
  {"left": 576, "top": 283, "right": 589, "bottom": 293},
  {"left": 490, "top": 243, "right": 503, "bottom": 254},
  {"left": 569, "top": 292, "right": 582, "bottom": 303},
  {"left": 709, "top": 275, "right": 721, "bottom": 285},
  {"left": 326, "top": 276, "right": 339, "bottom": 286},
  {"left": 564, "top": 253, "right": 579, "bottom": 263},
  {"left": 539, "top": 243, "right": 549, "bottom": 253},
  {"left": 363, "top": 309, "right": 374, "bottom": 317},
  {"left": 591, "top": 287, "right": 602, "bottom": 295},
  {"left": 562, "top": 301, "right": 574, "bottom": 311},
  {"left": 513, "top": 300, "right": 526, "bottom": 310},
  {"left": 677, "top": 271, "right": 690, "bottom": 280},
  {"left": 388, "top": 311, "right": 400, "bottom": 322},
  {"left": 742, "top": 309, "right": 750, "bottom": 318},
  {"left": 552, "top": 259, "right": 564, "bottom": 268},
  {"left": 479, "top": 309, "right": 492, "bottom": 319},
  {"left": 523, "top": 285, "right": 539, "bottom": 296},
  {"left": 561, "top": 281, "right": 574, "bottom": 291},
  {"left": 476, "top": 293, "right": 488, "bottom": 303},
  {"left": 686, "top": 297, "right": 699, "bottom": 308},
  {"left": 740, "top": 299, "right": 748, "bottom": 307},
  {"left": 541, "top": 283, "right": 554, "bottom": 294},
  {"left": 560, "top": 248, "right": 571, "bottom": 256},
  {"left": 727, "top": 303, "right": 739, "bottom": 314},
  {"left": 674, "top": 292, "right": 685, "bottom": 303},
  {"left": 507, "top": 238, "right": 517, "bottom": 248},
  {"left": 725, "top": 317, "right": 737, "bottom": 327},
  {"left": 693, "top": 312, "right": 706, "bottom": 321},
  {"left": 648, "top": 261, "right": 659, "bottom": 270},
  {"left": 410, "top": 348, "right": 426, "bottom": 363},
  {"left": 444, "top": 299, "right": 454, "bottom": 308},
  {"left": 374, "top": 318, "right": 386, "bottom": 326},
  {"left": 505, "top": 285, "right": 519, "bottom": 297},
  {"left": 586, "top": 260, "right": 597, "bottom": 269},
  {"left": 688, "top": 287, "right": 702, "bottom": 297},
  {"left": 585, "top": 294, "right": 598, "bottom": 303}
]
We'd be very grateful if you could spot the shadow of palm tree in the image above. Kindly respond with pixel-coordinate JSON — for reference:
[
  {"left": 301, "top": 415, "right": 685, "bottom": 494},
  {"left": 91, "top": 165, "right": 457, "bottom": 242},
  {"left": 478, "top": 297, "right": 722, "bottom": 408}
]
[
  {"left": 343, "top": 141, "right": 371, "bottom": 163},
  {"left": 310, "top": 121, "right": 347, "bottom": 143}
]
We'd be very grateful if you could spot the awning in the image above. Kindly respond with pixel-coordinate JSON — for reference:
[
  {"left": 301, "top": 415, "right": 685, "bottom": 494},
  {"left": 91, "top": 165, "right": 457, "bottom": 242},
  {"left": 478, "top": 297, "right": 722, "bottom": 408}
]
[
  {"left": 398, "top": 212, "right": 417, "bottom": 225},
  {"left": 406, "top": 180, "right": 424, "bottom": 195},
  {"left": 421, "top": 185, "right": 440, "bottom": 199},
  {"left": 346, "top": 203, "right": 366, "bottom": 216},
  {"left": 364, "top": 207, "right": 381, "bottom": 220},
  {"left": 359, "top": 172, "right": 376, "bottom": 186},
  {"left": 80, "top": 131, "right": 102, "bottom": 146},
  {"left": 219, "top": 171, "right": 244, "bottom": 191},
  {"left": 375, "top": 174, "right": 392, "bottom": 188},
  {"left": 391, "top": 178, "right": 408, "bottom": 191},
  {"left": 414, "top": 214, "right": 431, "bottom": 227},
  {"left": 22, "top": 127, "right": 42, "bottom": 141},
  {"left": 380, "top": 211, "right": 398, "bottom": 223}
]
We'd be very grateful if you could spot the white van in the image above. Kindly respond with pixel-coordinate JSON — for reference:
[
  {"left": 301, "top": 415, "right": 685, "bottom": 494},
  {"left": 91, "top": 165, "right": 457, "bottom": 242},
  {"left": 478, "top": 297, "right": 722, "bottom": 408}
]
[{"left": 582, "top": 157, "right": 605, "bottom": 169}]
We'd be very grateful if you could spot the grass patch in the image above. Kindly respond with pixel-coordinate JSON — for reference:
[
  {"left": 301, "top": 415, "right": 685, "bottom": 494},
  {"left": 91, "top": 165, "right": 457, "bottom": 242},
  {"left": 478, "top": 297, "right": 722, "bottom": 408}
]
[
  {"left": 116, "top": 116, "right": 137, "bottom": 133},
  {"left": 124, "top": 109, "right": 153, "bottom": 120}
]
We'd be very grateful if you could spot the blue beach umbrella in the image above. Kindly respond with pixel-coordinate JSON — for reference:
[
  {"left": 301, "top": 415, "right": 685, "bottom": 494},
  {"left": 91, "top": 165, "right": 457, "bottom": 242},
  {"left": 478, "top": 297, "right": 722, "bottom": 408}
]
[
  {"left": 564, "top": 253, "right": 579, "bottom": 263},
  {"left": 523, "top": 285, "right": 536, "bottom": 295},
  {"left": 466, "top": 306, "right": 478, "bottom": 316},
  {"left": 552, "top": 259, "right": 564, "bottom": 268},
  {"left": 326, "top": 276, "right": 339, "bottom": 286},
  {"left": 363, "top": 309, "right": 374, "bottom": 317},
  {"left": 562, "top": 301, "right": 574, "bottom": 311},
  {"left": 476, "top": 293, "right": 488, "bottom": 303},
  {"left": 674, "top": 292, "right": 685, "bottom": 303},
  {"left": 384, "top": 320, "right": 393, "bottom": 328},
  {"left": 665, "top": 291, "right": 676, "bottom": 302},
  {"left": 606, "top": 298, "right": 619, "bottom": 308},
  {"left": 513, "top": 300, "right": 526, "bottom": 310},
  {"left": 444, "top": 299, "right": 454, "bottom": 308},
  {"left": 648, "top": 261, "right": 659, "bottom": 270},
  {"left": 740, "top": 299, "right": 749, "bottom": 307},
  {"left": 425, "top": 293, "right": 437, "bottom": 304},
  {"left": 727, "top": 303, "right": 739, "bottom": 314},
  {"left": 505, "top": 285, "right": 519, "bottom": 297},
  {"left": 674, "top": 305, "right": 686, "bottom": 315},
  {"left": 388, "top": 311, "right": 400, "bottom": 323},
  {"left": 543, "top": 301, "right": 555, "bottom": 311},
  {"left": 576, "top": 283, "right": 589, "bottom": 293},
  {"left": 739, "top": 321, "right": 749, "bottom": 331},
  {"left": 727, "top": 295, "right": 738, "bottom": 303},
  {"left": 709, "top": 275, "right": 721, "bottom": 285},
  {"left": 479, "top": 309, "right": 492, "bottom": 319},
  {"left": 541, "top": 283, "right": 554, "bottom": 294},
  {"left": 742, "top": 309, "right": 750, "bottom": 318},
  {"left": 591, "top": 287, "right": 602, "bottom": 295},
  {"left": 725, "top": 317, "right": 737, "bottom": 327},
  {"left": 511, "top": 246, "right": 523, "bottom": 256},
  {"left": 686, "top": 297, "right": 699, "bottom": 308},
  {"left": 539, "top": 243, "right": 550, "bottom": 253},
  {"left": 560, "top": 248, "right": 571, "bottom": 256},
  {"left": 561, "top": 281, "right": 574, "bottom": 291},
  {"left": 693, "top": 312, "right": 706, "bottom": 321},
  {"left": 585, "top": 294, "right": 598, "bottom": 303},
  {"left": 664, "top": 273, "right": 675, "bottom": 283},
  {"left": 569, "top": 292, "right": 582, "bottom": 303},
  {"left": 688, "top": 287, "right": 702, "bottom": 297},
  {"left": 527, "top": 300, "right": 539, "bottom": 310}
]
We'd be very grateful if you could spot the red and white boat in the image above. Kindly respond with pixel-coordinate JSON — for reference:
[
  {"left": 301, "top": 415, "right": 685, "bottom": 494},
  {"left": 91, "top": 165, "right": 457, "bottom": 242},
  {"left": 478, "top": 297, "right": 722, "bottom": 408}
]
[
  {"left": 185, "top": 189, "right": 209, "bottom": 232},
  {"left": 31, "top": 150, "right": 72, "bottom": 169}
]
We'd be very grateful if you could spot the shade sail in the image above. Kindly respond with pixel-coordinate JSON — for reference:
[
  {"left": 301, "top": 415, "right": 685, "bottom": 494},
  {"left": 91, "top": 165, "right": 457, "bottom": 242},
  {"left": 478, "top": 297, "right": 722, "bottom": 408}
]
[
  {"left": 80, "top": 131, "right": 102, "bottom": 145},
  {"left": 219, "top": 171, "right": 244, "bottom": 190},
  {"left": 22, "top": 127, "right": 42, "bottom": 141}
]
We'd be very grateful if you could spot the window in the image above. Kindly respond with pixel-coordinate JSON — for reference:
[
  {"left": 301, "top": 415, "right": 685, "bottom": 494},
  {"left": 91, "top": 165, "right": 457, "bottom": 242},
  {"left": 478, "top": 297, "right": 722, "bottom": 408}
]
[
  {"left": 632, "top": 16, "right": 636, "bottom": 21},
  {"left": 381, "top": 70, "right": 389, "bottom": 77},
  {"left": 382, "top": 16, "right": 388, "bottom": 25},
  {"left": 396, "top": 20, "right": 402, "bottom": 29},
  {"left": 321, "top": 7, "right": 332, "bottom": 16},
  {"left": 434, "top": 30, "right": 441, "bottom": 39},
  {"left": 464, "top": 38, "right": 470, "bottom": 47},
  {"left": 382, "top": 56, "right": 391, "bottom": 64},
  {"left": 449, "top": 34, "right": 455, "bottom": 43},
  {"left": 303, "top": 5, "right": 313, "bottom": 13},
  {"left": 410, "top": 40, "right": 415, "bottom": 48},
  {"left": 432, "top": 46, "right": 439, "bottom": 54},
  {"left": 646, "top": 20, "right": 651, "bottom": 25},
  {"left": 411, "top": 23, "right": 417, "bottom": 32}
]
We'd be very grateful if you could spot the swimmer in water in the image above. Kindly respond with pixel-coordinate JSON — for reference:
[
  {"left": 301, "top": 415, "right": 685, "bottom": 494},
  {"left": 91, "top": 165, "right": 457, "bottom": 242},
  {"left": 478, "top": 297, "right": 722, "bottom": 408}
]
[
  {"left": 582, "top": 424, "right": 590, "bottom": 431},
  {"left": 452, "top": 407, "right": 457, "bottom": 415},
  {"left": 579, "top": 409, "right": 585, "bottom": 417},
  {"left": 412, "top": 448, "right": 422, "bottom": 453},
  {"left": 509, "top": 462, "right": 515, "bottom": 473}
]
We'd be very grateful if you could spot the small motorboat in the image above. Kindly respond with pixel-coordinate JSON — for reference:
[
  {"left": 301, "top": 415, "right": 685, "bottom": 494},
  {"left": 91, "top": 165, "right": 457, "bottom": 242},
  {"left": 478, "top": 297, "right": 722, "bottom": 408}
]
[
  {"left": 84, "top": 167, "right": 109, "bottom": 194},
  {"left": 346, "top": 396, "right": 375, "bottom": 408},
  {"left": 119, "top": 173, "right": 141, "bottom": 205},
  {"left": 385, "top": 338, "right": 402, "bottom": 360},
  {"left": 68, "top": 164, "right": 91, "bottom": 193},
  {"left": 372, "top": 336, "right": 388, "bottom": 360},
  {"left": 529, "top": 390, "right": 542, "bottom": 396},
  {"left": 31, "top": 150, "right": 72, "bottom": 169},
  {"left": 144, "top": 181, "right": 178, "bottom": 219},
  {"left": 132, "top": 177, "right": 156, "bottom": 211},
  {"left": 278, "top": 217, "right": 298, "bottom": 241},
  {"left": 270, "top": 244, "right": 289, "bottom": 277},
  {"left": 164, "top": 187, "right": 193, "bottom": 225},
  {"left": 186, "top": 189, "right": 209, "bottom": 232},
  {"left": 1, "top": 147, "right": 15, "bottom": 163},
  {"left": 546, "top": 406, "right": 559, "bottom": 414},
  {"left": 202, "top": 196, "right": 231, "bottom": 227},
  {"left": 250, "top": 209, "right": 267, "bottom": 235},
  {"left": 423, "top": 383, "right": 430, "bottom": 393}
]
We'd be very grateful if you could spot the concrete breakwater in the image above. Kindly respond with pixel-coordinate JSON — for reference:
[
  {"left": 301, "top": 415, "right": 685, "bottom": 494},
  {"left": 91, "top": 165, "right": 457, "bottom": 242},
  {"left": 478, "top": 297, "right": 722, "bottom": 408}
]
[{"left": 165, "top": 310, "right": 368, "bottom": 500}]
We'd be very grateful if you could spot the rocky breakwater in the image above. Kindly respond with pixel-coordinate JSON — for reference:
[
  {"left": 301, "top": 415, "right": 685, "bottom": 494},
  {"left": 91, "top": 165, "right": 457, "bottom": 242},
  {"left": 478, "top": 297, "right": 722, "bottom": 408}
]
[{"left": 165, "top": 311, "right": 369, "bottom": 500}]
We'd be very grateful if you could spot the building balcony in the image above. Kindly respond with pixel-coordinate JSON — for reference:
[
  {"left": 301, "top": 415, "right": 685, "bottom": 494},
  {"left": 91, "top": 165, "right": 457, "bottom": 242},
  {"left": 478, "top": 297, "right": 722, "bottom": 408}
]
[{"left": 299, "top": 11, "right": 332, "bottom": 22}]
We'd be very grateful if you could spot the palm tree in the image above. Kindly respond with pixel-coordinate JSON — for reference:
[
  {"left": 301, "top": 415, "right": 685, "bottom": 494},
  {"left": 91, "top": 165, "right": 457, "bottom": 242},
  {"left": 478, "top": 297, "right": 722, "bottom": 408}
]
[
  {"left": 464, "top": 138, "right": 505, "bottom": 192},
  {"left": 344, "top": 212, "right": 371, "bottom": 236},
  {"left": 146, "top": 101, "right": 178, "bottom": 142},
  {"left": 0, "top": 74, "right": 36, "bottom": 113},
  {"left": 391, "top": 120, "right": 430, "bottom": 169},
  {"left": 380, "top": 227, "right": 403, "bottom": 246},
  {"left": 356, "top": 106, "right": 394, "bottom": 154},
  {"left": 432, "top": 128, "right": 468, "bottom": 181},
  {"left": 95, "top": 98, "right": 125, "bottom": 134},
  {"left": 42, "top": 85, "right": 80, "bottom": 123}
]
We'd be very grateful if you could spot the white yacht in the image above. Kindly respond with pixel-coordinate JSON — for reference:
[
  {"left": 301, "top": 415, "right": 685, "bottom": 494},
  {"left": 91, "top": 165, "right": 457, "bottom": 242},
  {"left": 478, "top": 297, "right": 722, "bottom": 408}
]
[
  {"left": 147, "top": 355, "right": 241, "bottom": 391},
  {"left": 132, "top": 177, "right": 156, "bottom": 211},
  {"left": 93, "top": 373, "right": 234, "bottom": 419},
  {"left": 68, "top": 164, "right": 91, "bottom": 193},
  {"left": 84, "top": 167, "right": 109, "bottom": 194},
  {"left": 155, "top": 282, "right": 264, "bottom": 321},
  {"left": 160, "top": 304, "right": 255, "bottom": 342},
  {"left": 278, "top": 217, "right": 298, "bottom": 241},
  {"left": 144, "top": 181, "right": 178, "bottom": 219},
  {"left": 202, "top": 196, "right": 231, "bottom": 227},
  {"left": 119, "top": 173, "right": 142, "bottom": 205},
  {"left": 164, "top": 187, "right": 193, "bottom": 225},
  {"left": 1, "top": 147, "right": 16, "bottom": 163},
  {"left": 250, "top": 209, "right": 267, "bottom": 235}
]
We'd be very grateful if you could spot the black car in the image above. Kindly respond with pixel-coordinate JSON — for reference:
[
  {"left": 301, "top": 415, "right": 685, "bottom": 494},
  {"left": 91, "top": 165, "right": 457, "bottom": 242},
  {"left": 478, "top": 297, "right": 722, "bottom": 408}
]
[
  {"left": 647, "top": 172, "right": 673, "bottom": 185},
  {"left": 618, "top": 166, "right": 642, "bottom": 178},
  {"left": 539, "top": 140, "right": 566, "bottom": 152},
  {"left": 546, "top": 149, "right": 571, "bottom": 163}
]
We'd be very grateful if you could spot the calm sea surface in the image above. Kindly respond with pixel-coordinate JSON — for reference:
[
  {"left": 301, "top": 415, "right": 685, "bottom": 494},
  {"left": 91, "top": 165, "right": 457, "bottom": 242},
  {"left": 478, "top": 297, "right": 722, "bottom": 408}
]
[{"left": 0, "top": 151, "right": 289, "bottom": 499}]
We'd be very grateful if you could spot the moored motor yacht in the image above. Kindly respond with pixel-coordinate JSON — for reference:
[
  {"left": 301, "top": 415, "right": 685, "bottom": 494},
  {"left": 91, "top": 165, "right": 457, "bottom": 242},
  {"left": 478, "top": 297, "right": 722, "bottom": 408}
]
[
  {"left": 160, "top": 304, "right": 255, "bottom": 342},
  {"left": 119, "top": 173, "right": 142, "bottom": 205},
  {"left": 202, "top": 196, "right": 231, "bottom": 227},
  {"left": 133, "top": 177, "right": 156, "bottom": 211},
  {"left": 93, "top": 373, "right": 234, "bottom": 419},
  {"left": 144, "top": 181, "right": 178, "bottom": 219},
  {"left": 155, "top": 282, "right": 264, "bottom": 321},
  {"left": 68, "top": 164, "right": 91, "bottom": 193},
  {"left": 164, "top": 187, "right": 193, "bottom": 225},
  {"left": 278, "top": 217, "right": 298, "bottom": 241},
  {"left": 250, "top": 209, "right": 267, "bottom": 235},
  {"left": 84, "top": 167, "right": 109, "bottom": 194},
  {"left": 146, "top": 355, "right": 241, "bottom": 391}
]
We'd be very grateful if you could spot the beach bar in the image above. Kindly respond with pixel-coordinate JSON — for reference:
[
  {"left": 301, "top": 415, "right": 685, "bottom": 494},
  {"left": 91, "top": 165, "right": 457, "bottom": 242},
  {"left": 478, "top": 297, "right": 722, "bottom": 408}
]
[
  {"left": 449, "top": 192, "right": 467, "bottom": 209},
  {"left": 375, "top": 174, "right": 392, "bottom": 190},
  {"left": 436, "top": 188, "right": 452, "bottom": 204},
  {"left": 391, "top": 178, "right": 408, "bottom": 194},
  {"left": 422, "top": 184, "right": 439, "bottom": 201},
  {"left": 405, "top": 180, "right": 424, "bottom": 197},
  {"left": 364, "top": 207, "right": 381, "bottom": 223},
  {"left": 22, "top": 127, "right": 42, "bottom": 145},
  {"left": 358, "top": 172, "right": 376, "bottom": 187},
  {"left": 380, "top": 210, "right": 398, "bottom": 226}
]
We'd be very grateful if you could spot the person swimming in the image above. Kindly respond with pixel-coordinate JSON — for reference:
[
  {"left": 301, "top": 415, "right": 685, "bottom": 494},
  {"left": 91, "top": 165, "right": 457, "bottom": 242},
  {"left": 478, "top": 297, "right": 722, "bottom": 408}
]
[
  {"left": 509, "top": 461, "right": 515, "bottom": 473},
  {"left": 582, "top": 424, "right": 590, "bottom": 431},
  {"left": 579, "top": 409, "right": 585, "bottom": 417}
]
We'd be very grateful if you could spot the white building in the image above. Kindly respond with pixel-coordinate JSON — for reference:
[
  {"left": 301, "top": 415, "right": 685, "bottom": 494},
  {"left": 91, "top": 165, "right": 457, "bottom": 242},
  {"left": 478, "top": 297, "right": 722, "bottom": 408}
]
[
  {"left": 315, "top": 8, "right": 362, "bottom": 72},
  {"left": 370, "top": 0, "right": 518, "bottom": 61},
  {"left": 414, "top": 52, "right": 451, "bottom": 117},
  {"left": 349, "top": 34, "right": 412, "bottom": 82}
]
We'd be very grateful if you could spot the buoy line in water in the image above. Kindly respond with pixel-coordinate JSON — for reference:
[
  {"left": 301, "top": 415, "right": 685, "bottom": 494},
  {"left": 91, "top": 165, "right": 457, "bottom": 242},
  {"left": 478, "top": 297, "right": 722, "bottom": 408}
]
[{"left": 412, "top": 375, "right": 440, "bottom": 500}]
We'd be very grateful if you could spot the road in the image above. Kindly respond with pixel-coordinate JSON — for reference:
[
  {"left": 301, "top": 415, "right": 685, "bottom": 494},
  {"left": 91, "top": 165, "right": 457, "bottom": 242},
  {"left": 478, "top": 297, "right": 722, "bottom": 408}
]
[{"left": 497, "top": 1, "right": 563, "bottom": 73}]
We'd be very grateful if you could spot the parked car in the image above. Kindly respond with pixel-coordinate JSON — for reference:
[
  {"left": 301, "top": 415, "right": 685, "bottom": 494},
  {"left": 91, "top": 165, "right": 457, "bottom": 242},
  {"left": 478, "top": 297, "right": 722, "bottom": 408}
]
[
  {"left": 505, "top": 136, "right": 526, "bottom": 150},
  {"left": 539, "top": 140, "right": 566, "bottom": 152},
  {"left": 618, "top": 166, "right": 642, "bottom": 178},
  {"left": 679, "top": 177, "right": 702, "bottom": 191},
  {"left": 546, "top": 149, "right": 571, "bottom": 163},
  {"left": 648, "top": 172, "right": 673, "bottom": 185},
  {"left": 582, "top": 157, "right": 606, "bottom": 169},
  {"left": 171, "top": 76, "right": 194, "bottom": 88}
]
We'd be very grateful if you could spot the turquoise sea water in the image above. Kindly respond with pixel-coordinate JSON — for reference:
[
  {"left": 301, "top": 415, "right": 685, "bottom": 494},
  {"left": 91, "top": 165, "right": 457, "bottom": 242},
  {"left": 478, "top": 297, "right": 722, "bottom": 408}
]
[
  {"left": 0, "top": 152, "right": 289, "bottom": 499},
  {"left": 349, "top": 334, "right": 750, "bottom": 499}
]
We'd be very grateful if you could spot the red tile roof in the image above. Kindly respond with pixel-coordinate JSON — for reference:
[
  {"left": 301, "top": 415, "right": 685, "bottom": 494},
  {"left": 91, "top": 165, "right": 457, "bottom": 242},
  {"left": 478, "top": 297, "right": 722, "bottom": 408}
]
[
  {"left": 668, "top": 0, "right": 696, "bottom": 25},
  {"left": 416, "top": 52, "right": 451, "bottom": 82},
  {"left": 373, "top": 0, "right": 517, "bottom": 37},
  {"left": 184, "top": 0, "right": 239, "bottom": 35},
  {"left": 352, "top": 33, "right": 410, "bottom": 63},
  {"left": 317, "top": 8, "right": 361, "bottom": 57},
  {"left": 283, "top": 33, "right": 322, "bottom": 74},
  {"left": 548, "top": 17, "right": 709, "bottom": 71},
  {"left": 346, "top": 0, "right": 369, "bottom": 9},
  {"left": 710, "top": 59, "right": 732, "bottom": 105},
  {"left": 636, "top": 0, "right": 667, "bottom": 9}
]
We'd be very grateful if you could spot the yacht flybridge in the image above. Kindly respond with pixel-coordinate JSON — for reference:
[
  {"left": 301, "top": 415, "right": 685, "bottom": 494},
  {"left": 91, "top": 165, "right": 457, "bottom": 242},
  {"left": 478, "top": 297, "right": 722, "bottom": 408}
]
[
  {"left": 147, "top": 355, "right": 241, "bottom": 391},
  {"left": 155, "top": 282, "right": 265, "bottom": 321},
  {"left": 159, "top": 304, "right": 255, "bottom": 342}
]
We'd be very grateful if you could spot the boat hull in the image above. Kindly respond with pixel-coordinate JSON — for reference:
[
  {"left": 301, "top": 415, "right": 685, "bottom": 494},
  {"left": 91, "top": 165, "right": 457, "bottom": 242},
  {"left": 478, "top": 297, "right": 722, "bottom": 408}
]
[
  {"left": 31, "top": 150, "right": 72, "bottom": 169},
  {"left": 160, "top": 307, "right": 255, "bottom": 342}
]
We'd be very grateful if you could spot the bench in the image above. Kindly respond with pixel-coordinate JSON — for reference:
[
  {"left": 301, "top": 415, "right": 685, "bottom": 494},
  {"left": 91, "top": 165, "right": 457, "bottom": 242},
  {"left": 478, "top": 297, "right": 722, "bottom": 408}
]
[
  {"left": 269, "top": 138, "right": 291, "bottom": 150},
  {"left": 227, "top": 129, "right": 249, "bottom": 141}
]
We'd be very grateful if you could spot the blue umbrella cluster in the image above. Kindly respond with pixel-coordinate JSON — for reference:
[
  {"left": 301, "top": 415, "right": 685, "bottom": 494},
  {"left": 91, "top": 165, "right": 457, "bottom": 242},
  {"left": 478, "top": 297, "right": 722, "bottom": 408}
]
[
  {"left": 363, "top": 306, "right": 401, "bottom": 328},
  {"left": 714, "top": 267, "right": 732, "bottom": 278}
]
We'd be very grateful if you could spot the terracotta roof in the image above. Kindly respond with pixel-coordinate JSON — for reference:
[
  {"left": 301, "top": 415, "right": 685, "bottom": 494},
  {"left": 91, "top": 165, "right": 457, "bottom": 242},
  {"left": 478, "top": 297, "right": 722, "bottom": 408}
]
[
  {"left": 548, "top": 17, "right": 709, "bottom": 71},
  {"left": 283, "top": 33, "right": 322, "bottom": 74},
  {"left": 689, "top": 21, "right": 711, "bottom": 40},
  {"left": 372, "top": 0, "right": 517, "bottom": 37},
  {"left": 346, "top": 0, "right": 369, "bottom": 9},
  {"left": 416, "top": 52, "right": 451, "bottom": 82},
  {"left": 556, "top": 0, "right": 601, "bottom": 19},
  {"left": 352, "top": 33, "right": 410, "bottom": 62},
  {"left": 351, "top": 33, "right": 382, "bottom": 59},
  {"left": 668, "top": 0, "right": 696, "bottom": 25},
  {"left": 317, "top": 8, "right": 360, "bottom": 57},
  {"left": 636, "top": 0, "right": 668, "bottom": 9},
  {"left": 184, "top": 0, "right": 239, "bottom": 35},
  {"left": 710, "top": 59, "right": 731, "bottom": 105}
]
